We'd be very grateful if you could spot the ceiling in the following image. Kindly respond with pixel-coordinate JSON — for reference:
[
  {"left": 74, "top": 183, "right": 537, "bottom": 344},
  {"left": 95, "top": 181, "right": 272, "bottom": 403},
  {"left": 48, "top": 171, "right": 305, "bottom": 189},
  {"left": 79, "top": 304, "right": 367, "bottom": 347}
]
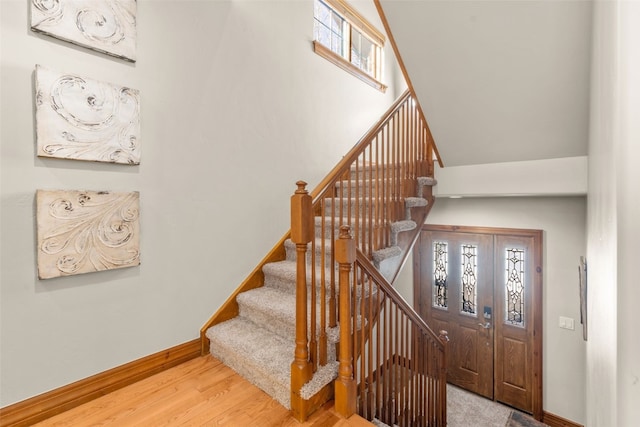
[{"left": 379, "top": 0, "right": 593, "bottom": 167}]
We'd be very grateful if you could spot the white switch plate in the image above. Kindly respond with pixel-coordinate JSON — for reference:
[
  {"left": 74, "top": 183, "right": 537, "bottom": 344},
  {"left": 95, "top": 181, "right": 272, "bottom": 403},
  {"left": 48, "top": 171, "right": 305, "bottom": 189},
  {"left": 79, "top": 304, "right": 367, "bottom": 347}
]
[{"left": 559, "top": 316, "right": 575, "bottom": 330}]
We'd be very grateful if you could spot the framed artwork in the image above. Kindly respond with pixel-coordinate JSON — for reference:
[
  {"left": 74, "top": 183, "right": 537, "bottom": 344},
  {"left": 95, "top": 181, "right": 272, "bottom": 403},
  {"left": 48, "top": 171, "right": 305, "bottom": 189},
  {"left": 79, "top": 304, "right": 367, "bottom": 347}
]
[
  {"left": 31, "top": 0, "right": 137, "bottom": 62},
  {"left": 35, "top": 65, "right": 141, "bottom": 165},
  {"left": 36, "top": 189, "right": 140, "bottom": 279}
]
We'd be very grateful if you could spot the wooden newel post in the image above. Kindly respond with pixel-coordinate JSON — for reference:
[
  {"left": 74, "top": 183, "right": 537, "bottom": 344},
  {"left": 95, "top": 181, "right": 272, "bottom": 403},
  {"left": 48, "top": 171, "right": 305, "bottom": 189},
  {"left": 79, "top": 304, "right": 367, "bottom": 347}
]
[
  {"left": 291, "top": 181, "right": 313, "bottom": 396},
  {"left": 335, "top": 225, "right": 357, "bottom": 418}
]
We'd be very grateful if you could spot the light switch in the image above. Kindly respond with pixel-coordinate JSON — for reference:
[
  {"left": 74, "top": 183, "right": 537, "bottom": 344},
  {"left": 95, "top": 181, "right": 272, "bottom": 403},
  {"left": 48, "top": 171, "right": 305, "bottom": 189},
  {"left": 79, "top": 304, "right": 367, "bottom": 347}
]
[{"left": 559, "top": 316, "right": 575, "bottom": 330}]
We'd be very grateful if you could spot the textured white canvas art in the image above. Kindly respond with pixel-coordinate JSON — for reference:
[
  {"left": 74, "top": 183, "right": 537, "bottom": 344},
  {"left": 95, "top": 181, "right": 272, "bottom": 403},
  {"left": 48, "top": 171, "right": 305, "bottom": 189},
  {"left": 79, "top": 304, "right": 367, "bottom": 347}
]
[
  {"left": 31, "top": 0, "right": 137, "bottom": 62},
  {"left": 36, "top": 189, "right": 141, "bottom": 279},
  {"left": 35, "top": 65, "right": 141, "bottom": 165}
]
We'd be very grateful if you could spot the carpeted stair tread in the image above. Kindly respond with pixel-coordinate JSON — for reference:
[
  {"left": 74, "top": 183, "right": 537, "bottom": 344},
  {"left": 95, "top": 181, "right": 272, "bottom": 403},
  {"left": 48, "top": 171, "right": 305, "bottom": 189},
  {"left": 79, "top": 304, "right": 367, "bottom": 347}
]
[
  {"left": 404, "top": 197, "right": 428, "bottom": 208},
  {"left": 390, "top": 220, "right": 417, "bottom": 246},
  {"left": 404, "top": 197, "right": 429, "bottom": 220},
  {"left": 417, "top": 176, "right": 438, "bottom": 198},
  {"left": 348, "top": 161, "right": 402, "bottom": 173},
  {"left": 313, "top": 217, "right": 377, "bottom": 243},
  {"left": 262, "top": 260, "right": 334, "bottom": 291},
  {"left": 323, "top": 197, "right": 387, "bottom": 215},
  {"left": 323, "top": 198, "right": 426, "bottom": 224},
  {"left": 261, "top": 260, "right": 376, "bottom": 302},
  {"left": 314, "top": 216, "right": 373, "bottom": 229},
  {"left": 237, "top": 287, "right": 298, "bottom": 340},
  {"left": 372, "top": 246, "right": 402, "bottom": 264},
  {"left": 206, "top": 317, "right": 292, "bottom": 408},
  {"left": 300, "top": 360, "right": 339, "bottom": 400},
  {"left": 390, "top": 220, "right": 417, "bottom": 233},
  {"left": 237, "top": 286, "right": 336, "bottom": 341},
  {"left": 284, "top": 238, "right": 336, "bottom": 266},
  {"left": 335, "top": 179, "right": 394, "bottom": 196},
  {"left": 417, "top": 176, "right": 438, "bottom": 186}
]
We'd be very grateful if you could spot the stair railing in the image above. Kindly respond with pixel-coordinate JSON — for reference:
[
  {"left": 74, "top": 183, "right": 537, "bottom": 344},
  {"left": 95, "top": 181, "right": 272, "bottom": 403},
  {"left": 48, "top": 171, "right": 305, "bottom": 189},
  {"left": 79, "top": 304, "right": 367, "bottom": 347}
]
[
  {"left": 341, "top": 241, "right": 449, "bottom": 426},
  {"left": 309, "top": 90, "right": 436, "bottom": 259},
  {"left": 290, "top": 89, "right": 445, "bottom": 421}
]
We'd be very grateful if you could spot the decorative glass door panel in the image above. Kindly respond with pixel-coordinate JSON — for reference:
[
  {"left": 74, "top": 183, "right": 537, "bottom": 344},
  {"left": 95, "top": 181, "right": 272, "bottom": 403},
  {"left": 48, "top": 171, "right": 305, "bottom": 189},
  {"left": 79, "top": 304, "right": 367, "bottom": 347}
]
[
  {"left": 417, "top": 231, "right": 494, "bottom": 399},
  {"left": 415, "top": 225, "right": 543, "bottom": 419},
  {"left": 494, "top": 235, "right": 537, "bottom": 414}
]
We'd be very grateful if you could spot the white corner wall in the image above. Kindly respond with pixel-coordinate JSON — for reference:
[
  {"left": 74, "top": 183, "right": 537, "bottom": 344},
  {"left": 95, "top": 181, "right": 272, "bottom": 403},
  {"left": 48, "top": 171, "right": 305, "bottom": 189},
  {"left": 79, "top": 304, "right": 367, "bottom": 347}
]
[
  {"left": 394, "top": 196, "right": 587, "bottom": 425},
  {"left": 586, "top": 1, "right": 618, "bottom": 425},
  {"left": 587, "top": 1, "right": 640, "bottom": 426},
  {"left": 0, "top": 0, "right": 401, "bottom": 406},
  {"left": 617, "top": 2, "right": 640, "bottom": 422}
]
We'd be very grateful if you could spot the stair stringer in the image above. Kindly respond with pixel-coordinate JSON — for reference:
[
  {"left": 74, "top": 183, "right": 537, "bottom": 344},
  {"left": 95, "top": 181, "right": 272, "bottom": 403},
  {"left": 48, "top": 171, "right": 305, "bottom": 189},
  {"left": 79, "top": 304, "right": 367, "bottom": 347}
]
[{"left": 199, "top": 232, "right": 289, "bottom": 355}]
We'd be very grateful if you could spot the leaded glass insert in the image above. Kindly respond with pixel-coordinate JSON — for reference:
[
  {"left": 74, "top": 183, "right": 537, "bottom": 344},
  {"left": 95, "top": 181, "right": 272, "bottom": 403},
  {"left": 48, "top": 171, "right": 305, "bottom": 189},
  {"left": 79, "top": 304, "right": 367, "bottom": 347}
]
[
  {"left": 433, "top": 242, "right": 448, "bottom": 309},
  {"left": 460, "top": 245, "right": 477, "bottom": 315},
  {"left": 505, "top": 248, "right": 525, "bottom": 326}
]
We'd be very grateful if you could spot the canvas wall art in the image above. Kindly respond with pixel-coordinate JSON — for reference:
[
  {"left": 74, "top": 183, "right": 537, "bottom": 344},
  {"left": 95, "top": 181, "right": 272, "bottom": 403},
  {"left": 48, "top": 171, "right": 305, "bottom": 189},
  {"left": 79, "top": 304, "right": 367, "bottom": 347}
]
[
  {"left": 35, "top": 65, "right": 141, "bottom": 165},
  {"left": 36, "top": 189, "right": 140, "bottom": 279},
  {"left": 31, "top": 0, "right": 137, "bottom": 62}
]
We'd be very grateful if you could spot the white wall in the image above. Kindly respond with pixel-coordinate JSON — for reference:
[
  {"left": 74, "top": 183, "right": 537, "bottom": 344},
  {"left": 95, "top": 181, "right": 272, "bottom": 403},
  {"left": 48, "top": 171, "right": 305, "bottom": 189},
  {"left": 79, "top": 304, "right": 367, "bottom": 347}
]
[
  {"left": 379, "top": 0, "right": 592, "bottom": 167},
  {"left": 434, "top": 156, "right": 588, "bottom": 198},
  {"left": 586, "top": 2, "right": 618, "bottom": 425},
  {"left": 587, "top": 1, "right": 640, "bottom": 426},
  {"left": 617, "top": 2, "right": 640, "bottom": 422},
  {"left": 0, "top": 0, "right": 401, "bottom": 406},
  {"left": 394, "top": 197, "right": 587, "bottom": 425}
]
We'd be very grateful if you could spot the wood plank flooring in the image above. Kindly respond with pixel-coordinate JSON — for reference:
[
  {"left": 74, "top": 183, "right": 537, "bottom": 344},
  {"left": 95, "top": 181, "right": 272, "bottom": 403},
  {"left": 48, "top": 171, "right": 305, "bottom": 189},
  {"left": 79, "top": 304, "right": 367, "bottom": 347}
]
[{"left": 32, "top": 356, "right": 372, "bottom": 426}]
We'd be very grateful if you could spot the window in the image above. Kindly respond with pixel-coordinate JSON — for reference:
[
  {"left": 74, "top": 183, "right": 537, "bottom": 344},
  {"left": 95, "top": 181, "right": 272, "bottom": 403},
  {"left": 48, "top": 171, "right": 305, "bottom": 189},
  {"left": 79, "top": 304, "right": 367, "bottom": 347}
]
[{"left": 313, "top": 0, "right": 386, "bottom": 92}]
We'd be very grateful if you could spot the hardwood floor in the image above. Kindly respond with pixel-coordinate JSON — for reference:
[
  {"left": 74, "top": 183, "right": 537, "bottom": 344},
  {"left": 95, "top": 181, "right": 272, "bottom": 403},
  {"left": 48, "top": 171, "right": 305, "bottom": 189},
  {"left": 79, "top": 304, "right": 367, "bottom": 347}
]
[{"left": 32, "top": 356, "right": 372, "bottom": 426}]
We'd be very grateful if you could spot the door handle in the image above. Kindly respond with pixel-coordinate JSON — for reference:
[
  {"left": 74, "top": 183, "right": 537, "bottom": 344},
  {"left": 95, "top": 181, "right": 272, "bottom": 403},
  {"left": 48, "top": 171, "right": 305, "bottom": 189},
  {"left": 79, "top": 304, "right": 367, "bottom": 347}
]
[{"left": 478, "top": 322, "right": 491, "bottom": 329}]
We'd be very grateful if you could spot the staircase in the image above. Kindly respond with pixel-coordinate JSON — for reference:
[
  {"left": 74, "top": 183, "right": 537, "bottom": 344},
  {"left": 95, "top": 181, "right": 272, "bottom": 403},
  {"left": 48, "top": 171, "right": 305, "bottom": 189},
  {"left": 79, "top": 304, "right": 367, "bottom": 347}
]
[
  {"left": 205, "top": 230, "right": 340, "bottom": 409},
  {"left": 205, "top": 175, "right": 435, "bottom": 409},
  {"left": 201, "top": 90, "right": 448, "bottom": 425}
]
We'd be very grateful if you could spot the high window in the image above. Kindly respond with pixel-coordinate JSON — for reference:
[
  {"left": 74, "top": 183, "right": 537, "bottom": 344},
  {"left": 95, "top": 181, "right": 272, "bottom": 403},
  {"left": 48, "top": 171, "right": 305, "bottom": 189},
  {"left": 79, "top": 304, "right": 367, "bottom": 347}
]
[{"left": 313, "top": 0, "right": 386, "bottom": 92}]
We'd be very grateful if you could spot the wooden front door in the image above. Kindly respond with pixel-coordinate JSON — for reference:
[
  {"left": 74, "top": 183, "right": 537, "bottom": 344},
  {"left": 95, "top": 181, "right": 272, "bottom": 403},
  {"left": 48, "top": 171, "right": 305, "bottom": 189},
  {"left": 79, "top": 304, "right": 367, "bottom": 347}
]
[{"left": 414, "top": 225, "right": 543, "bottom": 419}]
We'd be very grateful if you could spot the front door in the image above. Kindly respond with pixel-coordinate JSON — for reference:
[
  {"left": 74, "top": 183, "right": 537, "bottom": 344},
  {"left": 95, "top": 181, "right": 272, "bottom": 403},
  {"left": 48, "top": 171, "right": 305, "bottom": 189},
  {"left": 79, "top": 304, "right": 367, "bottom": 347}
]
[{"left": 414, "top": 225, "right": 543, "bottom": 419}]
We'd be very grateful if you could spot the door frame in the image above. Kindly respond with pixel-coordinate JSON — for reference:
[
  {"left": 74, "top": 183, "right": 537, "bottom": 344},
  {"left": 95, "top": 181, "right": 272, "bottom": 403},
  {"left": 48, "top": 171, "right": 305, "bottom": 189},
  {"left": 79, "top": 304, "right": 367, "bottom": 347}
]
[{"left": 413, "top": 224, "right": 543, "bottom": 420}]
